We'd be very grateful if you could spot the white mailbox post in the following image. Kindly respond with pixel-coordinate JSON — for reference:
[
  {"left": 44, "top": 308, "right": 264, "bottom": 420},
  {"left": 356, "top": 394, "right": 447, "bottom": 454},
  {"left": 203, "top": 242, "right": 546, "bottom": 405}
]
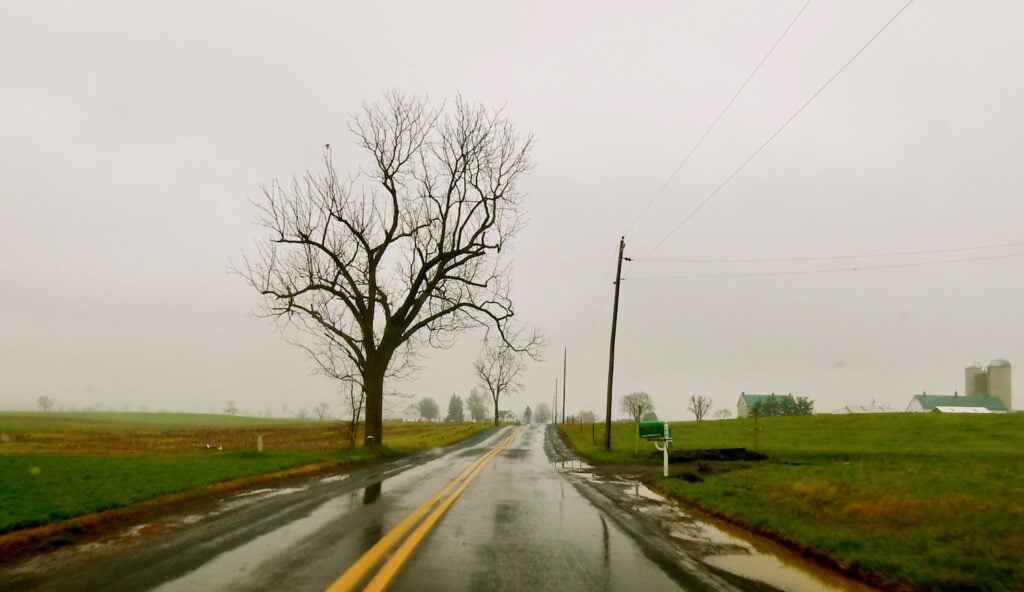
[{"left": 639, "top": 421, "right": 672, "bottom": 477}]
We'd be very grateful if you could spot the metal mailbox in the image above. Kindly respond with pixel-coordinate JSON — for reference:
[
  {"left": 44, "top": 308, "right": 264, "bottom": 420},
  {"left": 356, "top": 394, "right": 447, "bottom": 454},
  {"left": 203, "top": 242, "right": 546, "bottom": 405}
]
[{"left": 638, "top": 421, "right": 670, "bottom": 440}]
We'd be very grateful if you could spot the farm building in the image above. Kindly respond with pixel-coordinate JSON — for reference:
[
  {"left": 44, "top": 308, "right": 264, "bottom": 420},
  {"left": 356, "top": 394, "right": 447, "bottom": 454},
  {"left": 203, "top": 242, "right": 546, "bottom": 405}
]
[
  {"left": 830, "top": 403, "right": 898, "bottom": 414},
  {"left": 401, "top": 404, "right": 421, "bottom": 422},
  {"left": 964, "top": 359, "right": 1012, "bottom": 411},
  {"left": 905, "top": 393, "right": 1007, "bottom": 413},
  {"left": 736, "top": 392, "right": 796, "bottom": 418}
]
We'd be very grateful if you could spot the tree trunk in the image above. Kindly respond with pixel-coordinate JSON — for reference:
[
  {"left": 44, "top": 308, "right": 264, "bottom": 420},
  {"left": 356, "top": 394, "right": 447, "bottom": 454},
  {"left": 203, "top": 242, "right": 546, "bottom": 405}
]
[
  {"left": 492, "top": 392, "right": 500, "bottom": 426},
  {"left": 363, "top": 359, "right": 387, "bottom": 448}
]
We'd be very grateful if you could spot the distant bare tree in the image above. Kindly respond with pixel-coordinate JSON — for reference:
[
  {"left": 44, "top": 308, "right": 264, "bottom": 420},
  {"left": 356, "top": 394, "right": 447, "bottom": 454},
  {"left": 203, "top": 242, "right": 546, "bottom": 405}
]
[
  {"left": 578, "top": 410, "right": 597, "bottom": 423},
  {"left": 620, "top": 392, "right": 655, "bottom": 455},
  {"left": 36, "top": 396, "right": 56, "bottom": 412},
  {"left": 474, "top": 338, "right": 540, "bottom": 426},
  {"left": 417, "top": 397, "right": 440, "bottom": 421},
  {"left": 620, "top": 392, "right": 654, "bottom": 424},
  {"left": 314, "top": 402, "right": 330, "bottom": 420},
  {"left": 533, "top": 402, "right": 552, "bottom": 423},
  {"left": 466, "top": 388, "right": 488, "bottom": 423},
  {"left": 225, "top": 401, "right": 239, "bottom": 416},
  {"left": 239, "top": 92, "right": 540, "bottom": 447},
  {"left": 713, "top": 408, "right": 733, "bottom": 420},
  {"left": 688, "top": 395, "right": 713, "bottom": 422}
]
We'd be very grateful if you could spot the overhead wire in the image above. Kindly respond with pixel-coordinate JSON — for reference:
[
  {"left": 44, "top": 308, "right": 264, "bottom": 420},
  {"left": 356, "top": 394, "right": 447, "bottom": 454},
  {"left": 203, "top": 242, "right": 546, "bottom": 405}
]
[
  {"left": 638, "top": 240, "right": 1024, "bottom": 264},
  {"left": 625, "top": 252, "right": 1024, "bottom": 281},
  {"left": 574, "top": 0, "right": 816, "bottom": 350},
  {"left": 621, "top": 0, "right": 814, "bottom": 238},
  {"left": 638, "top": 0, "right": 918, "bottom": 261}
]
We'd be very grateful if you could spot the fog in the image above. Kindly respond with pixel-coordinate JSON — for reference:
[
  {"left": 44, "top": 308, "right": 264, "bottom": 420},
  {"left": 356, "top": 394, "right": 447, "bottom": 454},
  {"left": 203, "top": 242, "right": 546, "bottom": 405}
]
[{"left": 3, "top": 1, "right": 1022, "bottom": 419}]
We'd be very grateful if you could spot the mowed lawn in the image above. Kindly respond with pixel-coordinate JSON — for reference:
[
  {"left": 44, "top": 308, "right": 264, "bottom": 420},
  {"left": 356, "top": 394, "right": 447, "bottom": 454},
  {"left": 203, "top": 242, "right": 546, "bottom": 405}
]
[
  {"left": 560, "top": 414, "right": 1024, "bottom": 592},
  {"left": 0, "top": 412, "right": 491, "bottom": 534}
]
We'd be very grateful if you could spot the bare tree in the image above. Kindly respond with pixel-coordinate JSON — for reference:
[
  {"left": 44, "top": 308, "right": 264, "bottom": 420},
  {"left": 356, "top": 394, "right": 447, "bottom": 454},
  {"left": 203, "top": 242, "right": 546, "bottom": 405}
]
[
  {"left": 37, "top": 396, "right": 56, "bottom": 412},
  {"left": 343, "top": 382, "right": 365, "bottom": 447},
  {"left": 417, "top": 397, "right": 440, "bottom": 421},
  {"left": 314, "top": 402, "right": 331, "bottom": 420},
  {"left": 688, "top": 395, "right": 713, "bottom": 422},
  {"left": 225, "top": 401, "right": 239, "bottom": 416},
  {"left": 578, "top": 410, "right": 597, "bottom": 423},
  {"left": 620, "top": 392, "right": 655, "bottom": 455},
  {"left": 239, "top": 92, "right": 541, "bottom": 447},
  {"left": 533, "top": 402, "right": 552, "bottom": 423},
  {"left": 713, "top": 408, "right": 733, "bottom": 420},
  {"left": 466, "top": 388, "right": 488, "bottom": 423},
  {"left": 620, "top": 392, "right": 654, "bottom": 423},
  {"left": 474, "top": 339, "right": 533, "bottom": 426}
]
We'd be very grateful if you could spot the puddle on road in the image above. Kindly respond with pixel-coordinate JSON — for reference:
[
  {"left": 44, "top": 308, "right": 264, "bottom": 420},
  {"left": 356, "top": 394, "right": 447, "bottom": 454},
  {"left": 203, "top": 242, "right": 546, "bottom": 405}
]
[
  {"left": 560, "top": 467, "right": 876, "bottom": 592},
  {"left": 149, "top": 491, "right": 363, "bottom": 592},
  {"left": 624, "top": 479, "right": 875, "bottom": 592},
  {"left": 116, "top": 485, "right": 313, "bottom": 545},
  {"left": 552, "top": 457, "right": 595, "bottom": 473}
]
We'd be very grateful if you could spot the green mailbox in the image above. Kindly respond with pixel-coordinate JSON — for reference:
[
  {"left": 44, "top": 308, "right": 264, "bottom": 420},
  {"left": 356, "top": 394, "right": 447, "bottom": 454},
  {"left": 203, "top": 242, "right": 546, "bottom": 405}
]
[{"left": 638, "top": 421, "right": 670, "bottom": 440}]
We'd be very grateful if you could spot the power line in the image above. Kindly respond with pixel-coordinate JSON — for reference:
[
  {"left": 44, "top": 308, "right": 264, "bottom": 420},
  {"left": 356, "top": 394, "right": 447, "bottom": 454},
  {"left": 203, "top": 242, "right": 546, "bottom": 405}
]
[
  {"left": 639, "top": 0, "right": 917, "bottom": 261},
  {"left": 625, "top": 252, "right": 1024, "bottom": 281},
  {"left": 622, "top": 0, "right": 814, "bottom": 237},
  {"left": 638, "top": 240, "right": 1024, "bottom": 264}
]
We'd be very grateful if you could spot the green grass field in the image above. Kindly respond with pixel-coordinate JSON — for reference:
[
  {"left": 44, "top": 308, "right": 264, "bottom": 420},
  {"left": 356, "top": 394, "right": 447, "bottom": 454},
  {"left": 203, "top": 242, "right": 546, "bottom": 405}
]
[
  {"left": 559, "top": 414, "right": 1024, "bottom": 592},
  {"left": 0, "top": 412, "right": 492, "bottom": 535}
]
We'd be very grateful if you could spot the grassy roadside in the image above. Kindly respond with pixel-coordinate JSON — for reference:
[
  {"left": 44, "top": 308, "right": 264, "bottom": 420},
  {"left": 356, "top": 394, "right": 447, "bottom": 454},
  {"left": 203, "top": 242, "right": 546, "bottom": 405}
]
[
  {"left": 558, "top": 414, "right": 1024, "bottom": 592},
  {"left": 0, "top": 413, "right": 491, "bottom": 535}
]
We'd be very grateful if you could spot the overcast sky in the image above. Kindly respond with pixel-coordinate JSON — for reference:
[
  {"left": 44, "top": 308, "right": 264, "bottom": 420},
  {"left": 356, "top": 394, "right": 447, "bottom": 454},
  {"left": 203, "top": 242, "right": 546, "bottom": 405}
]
[{"left": 3, "top": 1, "right": 1023, "bottom": 419}]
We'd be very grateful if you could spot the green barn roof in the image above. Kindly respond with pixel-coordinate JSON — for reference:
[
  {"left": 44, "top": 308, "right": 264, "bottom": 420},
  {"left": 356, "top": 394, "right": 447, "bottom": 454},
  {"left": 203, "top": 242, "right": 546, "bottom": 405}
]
[
  {"left": 910, "top": 394, "right": 1006, "bottom": 412},
  {"left": 739, "top": 393, "right": 796, "bottom": 406}
]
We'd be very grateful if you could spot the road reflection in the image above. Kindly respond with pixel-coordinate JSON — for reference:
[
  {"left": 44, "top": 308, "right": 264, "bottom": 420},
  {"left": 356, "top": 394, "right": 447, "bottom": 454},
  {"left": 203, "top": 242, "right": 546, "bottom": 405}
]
[{"left": 362, "top": 481, "right": 382, "bottom": 504}]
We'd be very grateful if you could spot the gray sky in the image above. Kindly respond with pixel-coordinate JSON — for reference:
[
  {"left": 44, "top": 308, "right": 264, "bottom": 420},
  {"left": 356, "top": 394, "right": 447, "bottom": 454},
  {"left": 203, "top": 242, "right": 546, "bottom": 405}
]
[{"left": 3, "top": 1, "right": 1023, "bottom": 419}]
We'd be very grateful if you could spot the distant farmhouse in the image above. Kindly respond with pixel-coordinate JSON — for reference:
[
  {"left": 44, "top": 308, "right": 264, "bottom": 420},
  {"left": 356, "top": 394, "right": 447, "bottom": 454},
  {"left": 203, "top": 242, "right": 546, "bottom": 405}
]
[
  {"left": 736, "top": 392, "right": 795, "bottom": 418},
  {"left": 401, "top": 404, "right": 421, "bottom": 422},
  {"left": 497, "top": 410, "right": 518, "bottom": 423},
  {"left": 905, "top": 359, "right": 1012, "bottom": 413}
]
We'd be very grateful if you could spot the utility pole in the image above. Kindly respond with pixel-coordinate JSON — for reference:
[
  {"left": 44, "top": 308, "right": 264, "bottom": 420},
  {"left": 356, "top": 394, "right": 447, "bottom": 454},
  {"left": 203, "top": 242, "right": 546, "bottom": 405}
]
[
  {"left": 561, "top": 348, "right": 567, "bottom": 424},
  {"left": 605, "top": 237, "right": 627, "bottom": 450},
  {"left": 553, "top": 378, "right": 558, "bottom": 425}
]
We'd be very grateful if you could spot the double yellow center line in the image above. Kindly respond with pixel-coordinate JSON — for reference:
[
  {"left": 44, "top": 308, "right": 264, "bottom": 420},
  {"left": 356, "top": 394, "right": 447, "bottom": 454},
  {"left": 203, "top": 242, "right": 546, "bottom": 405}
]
[{"left": 326, "top": 426, "right": 523, "bottom": 592}]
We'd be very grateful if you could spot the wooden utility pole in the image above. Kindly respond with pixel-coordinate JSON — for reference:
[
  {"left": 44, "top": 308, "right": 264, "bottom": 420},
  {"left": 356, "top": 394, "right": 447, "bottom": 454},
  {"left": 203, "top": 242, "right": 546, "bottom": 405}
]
[
  {"left": 561, "top": 348, "right": 567, "bottom": 424},
  {"left": 604, "top": 237, "right": 626, "bottom": 450},
  {"left": 553, "top": 378, "right": 558, "bottom": 425}
]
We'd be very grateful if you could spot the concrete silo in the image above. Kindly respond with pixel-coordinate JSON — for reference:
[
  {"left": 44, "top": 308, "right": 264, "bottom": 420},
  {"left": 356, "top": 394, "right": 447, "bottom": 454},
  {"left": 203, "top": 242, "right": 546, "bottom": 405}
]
[
  {"left": 987, "top": 359, "right": 1012, "bottom": 411},
  {"left": 965, "top": 363, "right": 987, "bottom": 398}
]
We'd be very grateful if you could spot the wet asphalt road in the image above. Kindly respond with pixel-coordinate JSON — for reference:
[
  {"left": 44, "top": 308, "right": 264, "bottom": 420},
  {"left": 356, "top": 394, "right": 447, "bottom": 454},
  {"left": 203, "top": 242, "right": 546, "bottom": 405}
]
[{"left": 1, "top": 425, "right": 765, "bottom": 592}]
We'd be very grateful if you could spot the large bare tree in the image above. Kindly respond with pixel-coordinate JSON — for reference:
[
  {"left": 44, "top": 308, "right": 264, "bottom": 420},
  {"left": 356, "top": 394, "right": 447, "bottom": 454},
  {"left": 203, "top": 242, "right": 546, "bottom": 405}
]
[{"left": 241, "top": 93, "right": 538, "bottom": 447}]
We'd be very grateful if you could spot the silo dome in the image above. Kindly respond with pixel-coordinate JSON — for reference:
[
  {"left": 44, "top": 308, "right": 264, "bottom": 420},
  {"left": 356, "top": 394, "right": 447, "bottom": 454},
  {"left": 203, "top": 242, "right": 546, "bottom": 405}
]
[{"left": 989, "top": 359, "right": 1011, "bottom": 368}]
